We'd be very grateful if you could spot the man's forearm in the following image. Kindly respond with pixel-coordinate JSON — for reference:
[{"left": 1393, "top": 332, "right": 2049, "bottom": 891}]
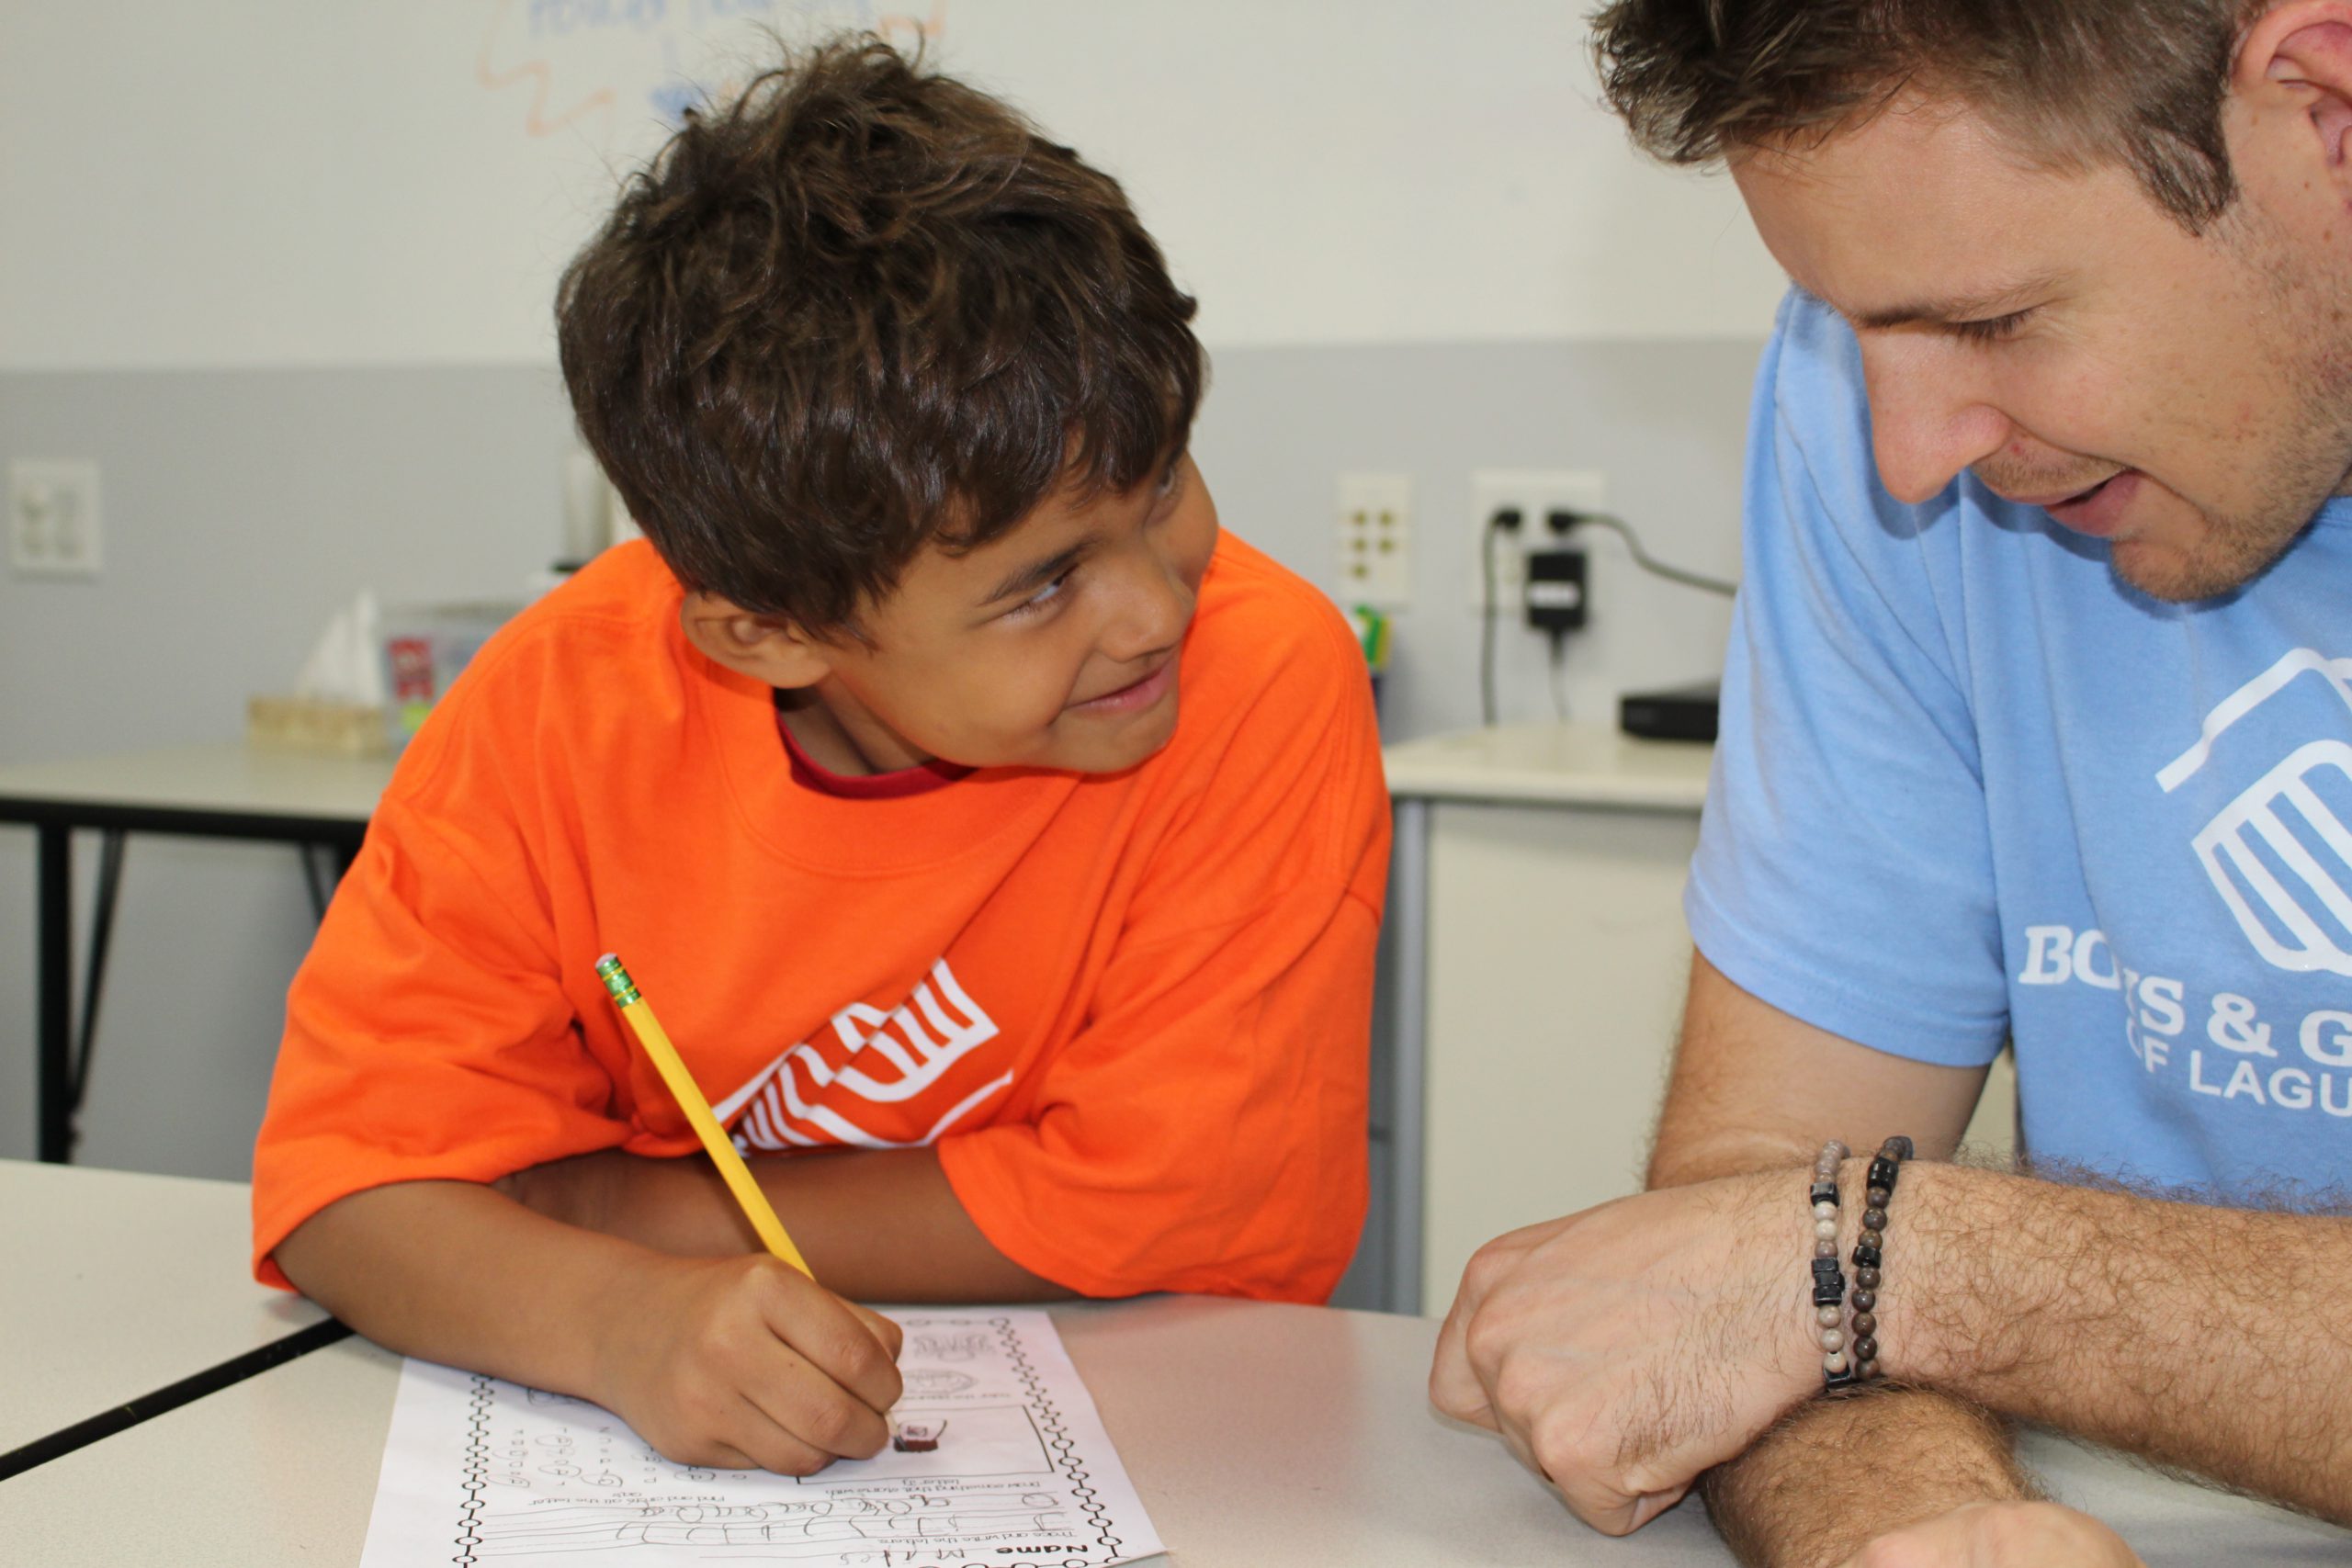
[
  {"left": 1702, "top": 1388, "right": 2037, "bottom": 1568},
  {"left": 1653, "top": 1128, "right": 2036, "bottom": 1565},
  {"left": 1885, "top": 1162, "right": 2352, "bottom": 1522},
  {"left": 506, "top": 1145, "right": 1073, "bottom": 1303},
  {"left": 1680, "top": 1156, "right": 2352, "bottom": 1553}
]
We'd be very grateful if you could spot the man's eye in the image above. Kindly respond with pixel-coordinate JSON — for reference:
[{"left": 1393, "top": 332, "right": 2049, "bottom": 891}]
[{"left": 1951, "top": 309, "right": 2032, "bottom": 345}]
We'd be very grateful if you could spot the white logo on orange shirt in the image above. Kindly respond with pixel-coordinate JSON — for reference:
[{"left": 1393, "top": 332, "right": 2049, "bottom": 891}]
[{"left": 711, "top": 957, "right": 1012, "bottom": 1151}]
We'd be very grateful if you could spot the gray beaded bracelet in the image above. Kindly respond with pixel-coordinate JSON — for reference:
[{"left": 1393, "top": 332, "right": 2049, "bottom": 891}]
[{"left": 1807, "top": 1141, "right": 1857, "bottom": 1389}]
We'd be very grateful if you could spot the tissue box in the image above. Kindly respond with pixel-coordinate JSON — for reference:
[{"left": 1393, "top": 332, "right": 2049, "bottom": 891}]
[
  {"left": 247, "top": 695, "right": 392, "bottom": 758},
  {"left": 380, "top": 601, "right": 526, "bottom": 749}
]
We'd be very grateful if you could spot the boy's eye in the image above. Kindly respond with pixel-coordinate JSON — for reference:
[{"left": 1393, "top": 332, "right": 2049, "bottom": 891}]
[
  {"left": 1949, "top": 309, "right": 2033, "bottom": 345},
  {"left": 1007, "top": 570, "right": 1073, "bottom": 619},
  {"left": 1141, "top": 458, "right": 1185, "bottom": 522}
]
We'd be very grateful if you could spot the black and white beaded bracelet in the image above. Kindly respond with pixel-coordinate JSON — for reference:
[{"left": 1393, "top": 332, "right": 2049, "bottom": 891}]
[{"left": 1807, "top": 1140, "right": 1858, "bottom": 1389}]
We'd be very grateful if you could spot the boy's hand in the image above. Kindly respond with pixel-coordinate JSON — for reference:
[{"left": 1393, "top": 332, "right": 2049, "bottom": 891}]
[{"left": 592, "top": 1251, "right": 905, "bottom": 1473}]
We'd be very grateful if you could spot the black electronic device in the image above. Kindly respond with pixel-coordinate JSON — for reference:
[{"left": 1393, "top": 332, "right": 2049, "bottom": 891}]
[
  {"left": 1523, "top": 547, "right": 1588, "bottom": 635},
  {"left": 1619, "top": 679, "right": 1719, "bottom": 743}
]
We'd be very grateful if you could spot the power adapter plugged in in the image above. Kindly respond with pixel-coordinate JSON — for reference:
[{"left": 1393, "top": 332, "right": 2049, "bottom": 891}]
[
  {"left": 1480, "top": 496, "right": 1738, "bottom": 728},
  {"left": 1524, "top": 547, "right": 1587, "bottom": 635}
]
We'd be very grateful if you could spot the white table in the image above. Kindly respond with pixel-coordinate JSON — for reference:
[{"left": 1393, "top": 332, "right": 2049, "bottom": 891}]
[
  {"left": 8, "top": 1293, "right": 2346, "bottom": 1566},
  {"left": 6, "top": 1164, "right": 2344, "bottom": 1564},
  {"left": 0, "top": 1159, "right": 333, "bottom": 1466},
  {"left": 0, "top": 743, "right": 393, "bottom": 1160}
]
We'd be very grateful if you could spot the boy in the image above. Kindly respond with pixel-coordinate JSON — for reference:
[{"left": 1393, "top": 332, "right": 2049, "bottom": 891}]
[{"left": 254, "top": 38, "right": 1388, "bottom": 1478}]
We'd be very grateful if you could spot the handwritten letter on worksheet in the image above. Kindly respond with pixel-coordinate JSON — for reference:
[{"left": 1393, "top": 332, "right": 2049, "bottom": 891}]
[{"left": 359, "top": 1311, "right": 1164, "bottom": 1567}]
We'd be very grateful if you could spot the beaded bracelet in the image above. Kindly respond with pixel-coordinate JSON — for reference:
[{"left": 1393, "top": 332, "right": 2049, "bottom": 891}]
[
  {"left": 1848, "top": 1134, "right": 1914, "bottom": 1383},
  {"left": 1806, "top": 1141, "right": 1856, "bottom": 1389}
]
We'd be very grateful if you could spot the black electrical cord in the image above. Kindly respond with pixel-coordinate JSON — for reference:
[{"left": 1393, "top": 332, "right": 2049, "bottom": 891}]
[
  {"left": 1481, "top": 509, "right": 1522, "bottom": 726},
  {"left": 1547, "top": 631, "right": 1571, "bottom": 721},
  {"left": 1549, "top": 509, "right": 1738, "bottom": 599}
]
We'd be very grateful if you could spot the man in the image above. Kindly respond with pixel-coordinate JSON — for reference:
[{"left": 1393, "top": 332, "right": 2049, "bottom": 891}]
[{"left": 1430, "top": 3, "right": 2352, "bottom": 1563}]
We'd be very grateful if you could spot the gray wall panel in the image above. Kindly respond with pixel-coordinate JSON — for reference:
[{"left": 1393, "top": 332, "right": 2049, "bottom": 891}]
[{"left": 0, "top": 339, "right": 1761, "bottom": 1188}]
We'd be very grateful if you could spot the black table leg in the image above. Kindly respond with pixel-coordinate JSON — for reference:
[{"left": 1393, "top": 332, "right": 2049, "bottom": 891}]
[
  {"left": 19, "top": 814, "right": 363, "bottom": 1163},
  {"left": 299, "top": 843, "right": 331, "bottom": 922},
  {"left": 298, "top": 839, "right": 359, "bottom": 921},
  {"left": 70, "top": 829, "right": 127, "bottom": 1121},
  {"left": 36, "top": 822, "right": 72, "bottom": 1163}
]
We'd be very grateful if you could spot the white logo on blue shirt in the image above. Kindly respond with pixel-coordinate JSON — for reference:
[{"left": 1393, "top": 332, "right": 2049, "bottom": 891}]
[{"left": 2157, "top": 648, "right": 2352, "bottom": 977}]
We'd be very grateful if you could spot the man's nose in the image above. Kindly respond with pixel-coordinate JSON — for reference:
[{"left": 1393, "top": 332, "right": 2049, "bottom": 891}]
[{"left": 1860, "top": 338, "right": 2012, "bottom": 505}]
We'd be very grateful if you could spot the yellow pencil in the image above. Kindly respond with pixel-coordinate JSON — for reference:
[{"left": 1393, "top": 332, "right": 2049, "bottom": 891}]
[{"left": 596, "top": 953, "right": 814, "bottom": 1279}]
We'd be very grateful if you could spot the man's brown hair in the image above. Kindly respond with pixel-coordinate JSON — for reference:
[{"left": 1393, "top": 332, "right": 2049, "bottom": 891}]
[
  {"left": 1590, "top": 1, "right": 2261, "bottom": 230},
  {"left": 557, "top": 36, "right": 1204, "bottom": 633}
]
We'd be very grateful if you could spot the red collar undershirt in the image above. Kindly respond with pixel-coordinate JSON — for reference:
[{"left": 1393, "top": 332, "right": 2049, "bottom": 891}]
[{"left": 773, "top": 694, "right": 971, "bottom": 800}]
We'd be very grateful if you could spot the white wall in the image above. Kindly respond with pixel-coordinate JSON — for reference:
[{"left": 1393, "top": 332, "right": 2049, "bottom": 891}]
[
  {"left": 0, "top": 2, "right": 1784, "bottom": 1192},
  {"left": 0, "top": 0, "right": 1784, "bottom": 369}
]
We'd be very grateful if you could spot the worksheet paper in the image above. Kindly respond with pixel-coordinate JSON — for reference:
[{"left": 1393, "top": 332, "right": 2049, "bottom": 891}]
[{"left": 358, "top": 1310, "right": 1164, "bottom": 1567}]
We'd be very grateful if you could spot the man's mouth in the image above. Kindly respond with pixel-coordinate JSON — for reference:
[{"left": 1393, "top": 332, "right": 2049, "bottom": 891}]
[{"left": 1999, "top": 470, "right": 2141, "bottom": 539}]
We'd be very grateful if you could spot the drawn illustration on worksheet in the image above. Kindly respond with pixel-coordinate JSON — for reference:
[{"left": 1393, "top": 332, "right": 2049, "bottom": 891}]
[{"left": 357, "top": 1310, "right": 1163, "bottom": 1568}]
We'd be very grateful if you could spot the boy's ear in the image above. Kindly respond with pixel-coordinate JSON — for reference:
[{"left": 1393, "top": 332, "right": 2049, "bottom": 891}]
[{"left": 679, "top": 592, "right": 835, "bottom": 689}]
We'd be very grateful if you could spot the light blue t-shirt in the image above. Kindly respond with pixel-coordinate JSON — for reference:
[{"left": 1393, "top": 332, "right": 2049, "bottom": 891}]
[{"left": 1687, "top": 291, "right": 2352, "bottom": 1204}]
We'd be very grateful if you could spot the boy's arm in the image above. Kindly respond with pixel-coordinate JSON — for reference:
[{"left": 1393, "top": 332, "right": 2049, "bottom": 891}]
[
  {"left": 503, "top": 852, "right": 1379, "bottom": 1305},
  {"left": 502, "top": 1145, "right": 1076, "bottom": 1302},
  {"left": 273, "top": 1179, "right": 905, "bottom": 1472}
]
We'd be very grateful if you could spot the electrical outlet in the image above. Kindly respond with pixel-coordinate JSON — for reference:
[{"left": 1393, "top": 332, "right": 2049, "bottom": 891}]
[
  {"left": 1468, "top": 469, "right": 1608, "bottom": 613},
  {"left": 1336, "top": 471, "right": 1412, "bottom": 608},
  {"left": 9, "top": 460, "right": 103, "bottom": 580}
]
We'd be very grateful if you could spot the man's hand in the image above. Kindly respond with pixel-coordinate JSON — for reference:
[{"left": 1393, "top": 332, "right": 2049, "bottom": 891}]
[
  {"left": 1429, "top": 1169, "right": 1822, "bottom": 1534},
  {"left": 1835, "top": 1501, "right": 2144, "bottom": 1568},
  {"left": 589, "top": 1251, "right": 904, "bottom": 1472}
]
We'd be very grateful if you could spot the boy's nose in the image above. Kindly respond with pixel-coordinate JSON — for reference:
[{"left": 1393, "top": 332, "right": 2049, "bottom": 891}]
[{"left": 1102, "top": 557, "right": 1193, "bottom": 662}]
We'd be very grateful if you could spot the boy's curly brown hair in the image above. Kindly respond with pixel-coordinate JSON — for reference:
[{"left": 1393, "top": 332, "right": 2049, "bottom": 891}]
[{"left": 558, "top": 36, "right": 1204, "bottom": 635}]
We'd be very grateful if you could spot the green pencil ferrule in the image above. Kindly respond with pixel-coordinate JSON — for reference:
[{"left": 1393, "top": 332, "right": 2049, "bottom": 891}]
[{"left": 595, "top": 953, "right": 641, "bottom": 1008}]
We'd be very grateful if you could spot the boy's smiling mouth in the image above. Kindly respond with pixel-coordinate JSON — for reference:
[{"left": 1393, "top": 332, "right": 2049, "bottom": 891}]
[{"left": 1069, "top": 656, "right": 1177, "bottom": 715}]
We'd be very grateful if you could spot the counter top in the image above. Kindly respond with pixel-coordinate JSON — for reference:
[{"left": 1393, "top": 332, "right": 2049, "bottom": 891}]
[
  {"left": 0, "top": 742, "right": 392, "bottom": 825},
  {"left": 1382, "top": 721, "right": 1713, "bottom": 810}
]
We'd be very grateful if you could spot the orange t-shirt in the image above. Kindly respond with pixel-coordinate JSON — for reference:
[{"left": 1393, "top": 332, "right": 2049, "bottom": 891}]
[{"left": 251, "top": 533, "right": 1388, "bottom": 1302}]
